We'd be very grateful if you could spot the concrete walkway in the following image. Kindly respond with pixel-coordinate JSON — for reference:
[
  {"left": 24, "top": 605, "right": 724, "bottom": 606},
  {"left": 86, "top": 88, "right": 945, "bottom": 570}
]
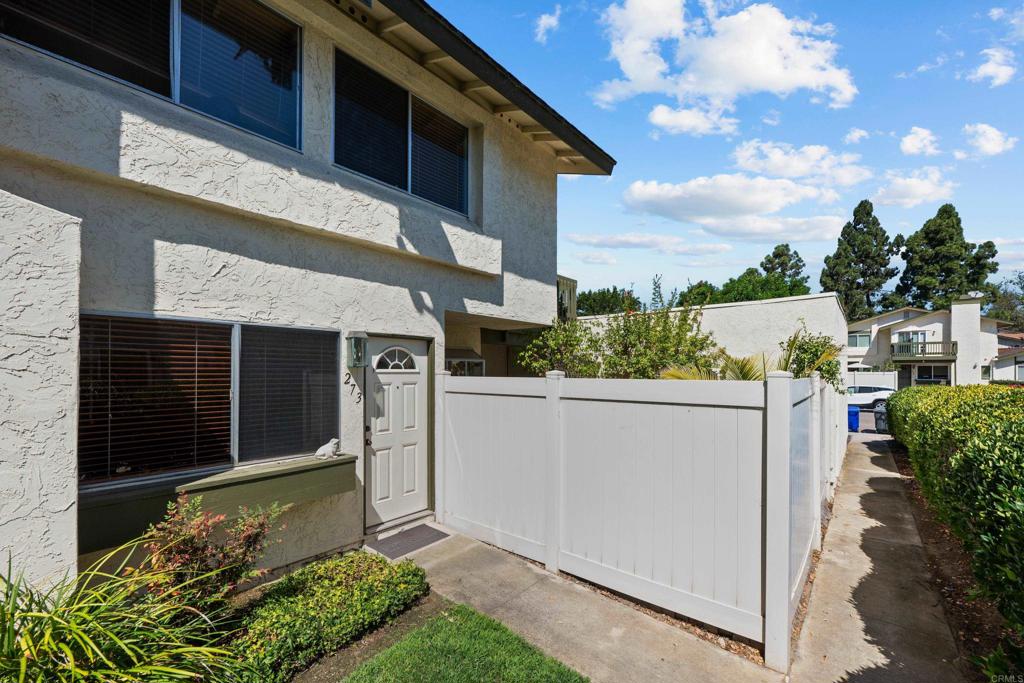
[
  {"left": 790, "top": 433, "right": 967, "bottom": 682},
  {"left": 409, "top": 531, "right": 779, "bottom": 683},
  {"left": 405, "top": 432, "right": 966, "bottom": 682}
]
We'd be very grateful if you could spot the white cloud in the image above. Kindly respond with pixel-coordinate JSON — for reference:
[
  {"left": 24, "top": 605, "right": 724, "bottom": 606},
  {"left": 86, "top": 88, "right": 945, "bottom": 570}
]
[
  {"left": 992, "top": 237, "right": 1024, "bottom": 246},
  {"left": 732, "top": 139, "right": 872, "bottom": 187},
  {"left": 534, "top": 5, "right": 563, "bottom": 44},
  {"left": 967, "top": 47, "right": 1016, "bottom": 87},
  {"left": 696, "top": 215, "right": 845, "bottom": 241},
  {"left": 873, "top": 167, "right": 955, "bottom": 208},
  {"left": 624, "top": 174, "right": 830, "bottom": 220},
  {"left": 963, "top": 122, "right": 1019, "bottom": 156},
  {"left": 895, "top": 53, "right": 950, "bottom": 79},
  {"left": 576, "top": 251, "right": 618, "bottom": 265},
  {"left": 621, "top": 173, "right": 841, "bottom": 241},
  {"left": 900, "top": 127, "right": 941, "bottom": 156},
  {"left": 988, "top": 5, "right": 1024, "bottom": 42},
  {"left": 596, "top": 2, "right": 856, "bottom": 136},
  {"left": 762, "top": 109, "right": 781, "bottom": 126},
  {"left": 648, "top": 103, "right": 738, "bottom": 135},
  {"left": 844, "top": 127, "right": 869, "bottom": 144},
  {"left": 566, "top": 232, "right": 732, "bottom": 255}
]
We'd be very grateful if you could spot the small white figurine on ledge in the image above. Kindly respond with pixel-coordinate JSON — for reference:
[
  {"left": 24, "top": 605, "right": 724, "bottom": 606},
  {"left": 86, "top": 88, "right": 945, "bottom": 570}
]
[{"left": 315, "top": 438, "right": 340, "bottom": 459}]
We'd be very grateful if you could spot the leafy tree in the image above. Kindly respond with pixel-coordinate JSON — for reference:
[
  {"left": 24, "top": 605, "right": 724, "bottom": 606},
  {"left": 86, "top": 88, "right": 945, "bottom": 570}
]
[
  {"left": 520, "top": 276, "right": 719, "bottom": 379},
  {"left": 517, "top": 318, "right": 602, "bottom": 378},
  {"left": 716, "top": 268, "right": 798, "bottom": 303},
  {"left": 760, "top": 243, "right": 810, "bottom": 294},
  {"left": 894, "top": 203, "right": 998, "bottom": 309},
  {"left": 820, "top": 200, "right": 901, "bottom": 322},
  {"left": 576, "top": 285, "right": 640, "bottom": 316},
  {"left": 988, "top": 271, "right": 1024, "bottom": 330},
  {"left": 677, "top": 279, "right": 720, "bottom": 307},
  {"left": 600, "top": 277, "right": 718, "bottom": 379}
]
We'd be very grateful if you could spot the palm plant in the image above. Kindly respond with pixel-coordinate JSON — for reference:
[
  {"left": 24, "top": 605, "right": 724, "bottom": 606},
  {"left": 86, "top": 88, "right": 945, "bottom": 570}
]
[{"left": 661, "top": 328, "right": 840, "bottom": 382}]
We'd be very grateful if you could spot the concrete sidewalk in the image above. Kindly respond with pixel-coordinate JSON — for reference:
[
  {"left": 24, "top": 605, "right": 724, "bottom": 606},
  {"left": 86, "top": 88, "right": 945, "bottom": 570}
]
[
  {"left": 409, "top": 531, "right": 779, "bottom": 683},
  {"left": 790, "top": 433, "right": 967, "bottom": 682},
  {"left": 406, "top": 432, "right": 966, "bottom": 682}
]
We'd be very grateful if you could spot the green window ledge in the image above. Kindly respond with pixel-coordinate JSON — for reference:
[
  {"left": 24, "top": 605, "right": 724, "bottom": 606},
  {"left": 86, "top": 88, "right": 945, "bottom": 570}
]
[{"left": 78, "top": 455, "right": 357, "bottom": 554}]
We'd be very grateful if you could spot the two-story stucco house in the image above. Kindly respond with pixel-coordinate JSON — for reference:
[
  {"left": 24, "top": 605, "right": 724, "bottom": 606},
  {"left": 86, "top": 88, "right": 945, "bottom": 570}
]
[
  {"left": 0, "top": 0, "right": 613, "bottom": 583},
  {"left": 846, "top": 295, "right": 1010, "bottom": 388}
]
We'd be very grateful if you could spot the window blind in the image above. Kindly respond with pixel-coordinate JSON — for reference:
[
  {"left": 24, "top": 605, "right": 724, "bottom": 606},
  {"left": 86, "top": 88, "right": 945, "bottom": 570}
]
[
  {"left": 238, "top": 326, "right": 338, "bottom": 462},
  {"left": 412, "top": 98, "right": 468, "bottom": 213},
  {"left": 0, "top": 0, "right": 172, "bottom": 95},
  {"left": 334, "top": 49, "right": 409, "bottom": 190},
  {"left": 180, "top": 0, "right": 299, "bottom": 146},
  {"left": 78, "top": 315, "right": 233, "bottom": 483}
]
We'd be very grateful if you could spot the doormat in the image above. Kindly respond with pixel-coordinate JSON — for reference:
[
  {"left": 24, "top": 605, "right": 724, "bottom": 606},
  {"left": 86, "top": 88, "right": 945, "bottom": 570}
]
[{"left": 366, "top": 524, "right": 449, "bottom": 560}]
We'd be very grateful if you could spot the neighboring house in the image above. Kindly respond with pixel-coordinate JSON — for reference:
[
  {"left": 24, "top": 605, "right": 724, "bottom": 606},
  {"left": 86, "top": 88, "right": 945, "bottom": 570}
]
[
  {"left": 846, "top": 295, "right": 1010, "bottom": 388},
  {"left": 993, "top": 331, "right": 1024, "bottom": 382},
  {"left": 0, "top": 0, "right": 613, "bottom": 583}
]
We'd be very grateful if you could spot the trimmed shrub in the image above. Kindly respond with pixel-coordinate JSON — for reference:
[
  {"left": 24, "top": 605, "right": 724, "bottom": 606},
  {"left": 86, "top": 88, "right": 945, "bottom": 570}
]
[
  {"left": 234, "top": 551, "right": 428, "bottom": 683},
  {"left": 887, "top": 385, "right": 1024, "bottom": 669}
]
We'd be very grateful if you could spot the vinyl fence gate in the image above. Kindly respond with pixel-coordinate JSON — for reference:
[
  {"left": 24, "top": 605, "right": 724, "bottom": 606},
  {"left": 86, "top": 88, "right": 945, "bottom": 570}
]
[{"left": 435, "top": 371, "right": 846, "bottom": 672}]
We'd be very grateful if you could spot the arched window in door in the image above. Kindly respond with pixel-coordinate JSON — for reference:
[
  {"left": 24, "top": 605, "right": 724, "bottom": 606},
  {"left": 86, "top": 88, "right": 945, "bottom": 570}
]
[{"left": 375, "top": 347, "right": 416, "bottom": 371}]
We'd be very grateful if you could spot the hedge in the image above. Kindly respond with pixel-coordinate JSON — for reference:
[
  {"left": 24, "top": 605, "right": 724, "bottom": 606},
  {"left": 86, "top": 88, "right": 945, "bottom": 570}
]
[
  {"left": 234, "top": 551, "right": 428, "bottom": 683},
  {"left": 887, "top": 385, "right": 1024, "bottom": 668}
]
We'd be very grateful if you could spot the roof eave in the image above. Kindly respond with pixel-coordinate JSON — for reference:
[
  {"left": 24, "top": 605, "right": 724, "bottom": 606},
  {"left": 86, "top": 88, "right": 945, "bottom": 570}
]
[{"left": 380, "top": 0, "right": 616, "bottom": 175}]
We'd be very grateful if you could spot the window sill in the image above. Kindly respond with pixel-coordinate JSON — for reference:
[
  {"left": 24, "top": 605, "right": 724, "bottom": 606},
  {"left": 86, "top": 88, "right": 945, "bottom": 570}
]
[{"left": 179, "top": 454, "right": 357, "bottom": 493}]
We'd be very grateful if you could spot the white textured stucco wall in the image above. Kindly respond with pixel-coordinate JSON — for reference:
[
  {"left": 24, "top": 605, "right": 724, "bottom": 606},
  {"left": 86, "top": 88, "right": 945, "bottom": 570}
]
[
  {"left": 696, "top": 293, "right": 848, "bottom": 362},
  {"left": 0, "top": 0, "right": 565, "bottom": 575},
  {"left": 0, "top": 189, "right": 80, "bottom": 583},
  {"left": 951, "top": 298, "right": 983, "bottom": 385}
]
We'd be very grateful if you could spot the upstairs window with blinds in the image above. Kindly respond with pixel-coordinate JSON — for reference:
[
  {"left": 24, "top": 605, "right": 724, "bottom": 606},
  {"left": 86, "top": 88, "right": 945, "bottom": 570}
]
[
  {"left": 334, "top": 50, "right": 470, "bottom": 214},
  {"left": 180, "top": 0, "right": 300, "bottom": 147},
  {"left": 0, "top": 0, "right": 172, "bottom": 95},
  {"left": 79, "top": 316, "right": 232, "bottom": 484},
  {"left": 239, "top": 326, "right": 339, "bottom": 462},
  {"left": 1, "top": 0, "right": 300, "bottom": 148}
]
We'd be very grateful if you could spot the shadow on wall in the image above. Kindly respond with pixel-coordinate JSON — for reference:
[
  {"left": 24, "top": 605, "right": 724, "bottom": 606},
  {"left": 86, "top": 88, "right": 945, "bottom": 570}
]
[
  {"left": 0, "top": 156, "right": 514, "bottom": 326},
  {"left": 836, "top": 439, "right": 969, "bottom": 682},
  {"left": 4, "top": 40, "right": 553, "bottom": 287}
]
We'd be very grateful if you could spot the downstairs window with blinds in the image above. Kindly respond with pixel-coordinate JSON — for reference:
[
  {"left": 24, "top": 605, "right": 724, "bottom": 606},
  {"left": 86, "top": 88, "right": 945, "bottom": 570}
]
[
  {"left": 239, "top": 326, "right": 339, "bottom": 462},
  {"left": 79, "top": 316, "right": 233, "bottom": 484},
  {"left": 334, "top": 49, "right": 469, "bottom": 214}
]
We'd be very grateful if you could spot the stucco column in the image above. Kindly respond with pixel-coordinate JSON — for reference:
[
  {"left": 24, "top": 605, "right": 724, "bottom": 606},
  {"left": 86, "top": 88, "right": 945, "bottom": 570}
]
[
  {"left": 0, "top": 189, "right": 80, "bottom": 583},
  {"left": 951, "top": 296, "right": 983, "bottom": 385}
]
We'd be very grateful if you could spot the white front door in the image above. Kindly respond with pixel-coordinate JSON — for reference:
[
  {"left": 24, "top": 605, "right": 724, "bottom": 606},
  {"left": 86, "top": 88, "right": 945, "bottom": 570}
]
[{"left": 364, "top": 337, "right": 429, "bottom": 529}]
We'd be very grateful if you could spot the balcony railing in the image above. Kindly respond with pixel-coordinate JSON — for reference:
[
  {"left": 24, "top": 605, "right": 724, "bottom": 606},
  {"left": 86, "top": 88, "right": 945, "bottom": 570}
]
[{"left": 890, "top": 341, "right": 958, "bottom": 361}]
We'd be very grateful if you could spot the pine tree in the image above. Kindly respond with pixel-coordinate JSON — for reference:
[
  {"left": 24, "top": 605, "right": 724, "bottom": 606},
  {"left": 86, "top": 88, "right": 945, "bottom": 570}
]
[
  {"left": 760, "top": 244, "right": 810, "bottom": 294},
  {"left": 894, "top": 204, "right": 998, "bottom": 309},
  {"left": 820, "top": 200, "right": 900, "bottom": 322}
]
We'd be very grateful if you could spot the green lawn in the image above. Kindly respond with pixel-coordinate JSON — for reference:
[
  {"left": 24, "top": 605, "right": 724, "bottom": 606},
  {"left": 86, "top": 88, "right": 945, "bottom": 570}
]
[{"left": 343, "top": 604, "right": 587, "bottom": 683}]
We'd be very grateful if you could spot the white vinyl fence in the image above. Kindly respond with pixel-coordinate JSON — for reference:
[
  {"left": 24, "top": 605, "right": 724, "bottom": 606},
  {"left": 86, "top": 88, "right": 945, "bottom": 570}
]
[
  {"left": 435, "top": 371, "right": 846, "bottom": 672},
  {"left": 846, "top": 370, "right": 898, "bottom": 389}
]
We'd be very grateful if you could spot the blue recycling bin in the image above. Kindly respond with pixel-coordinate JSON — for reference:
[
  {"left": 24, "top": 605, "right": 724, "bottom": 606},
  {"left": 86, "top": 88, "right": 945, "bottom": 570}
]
[{"left": 848, "top": 405, "right": 860, "bottom": 432}]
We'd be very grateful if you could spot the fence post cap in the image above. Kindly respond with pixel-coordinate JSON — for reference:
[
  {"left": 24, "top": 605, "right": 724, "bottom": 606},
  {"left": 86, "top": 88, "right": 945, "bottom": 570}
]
[
  {"left": 438, "top": 370, "right": 452, "bottom": 376},
  {"left": 545, "top": 370, "right": 566, "bottom": 379},
  {"left": 766, "top": 371, "right": 794, "bottom": 379}
]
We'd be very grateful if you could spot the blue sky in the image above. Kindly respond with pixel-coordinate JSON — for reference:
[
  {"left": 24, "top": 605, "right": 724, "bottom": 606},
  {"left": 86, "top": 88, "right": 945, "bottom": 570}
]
[{"left": 432, "top": 0, "right": 1024, "bottom": 302}]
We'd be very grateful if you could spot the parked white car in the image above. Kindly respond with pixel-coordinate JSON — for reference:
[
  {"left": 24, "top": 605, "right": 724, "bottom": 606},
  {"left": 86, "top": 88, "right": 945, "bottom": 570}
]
[{"left": 846, "top": 385, "right": 895, "bottom": 409}]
